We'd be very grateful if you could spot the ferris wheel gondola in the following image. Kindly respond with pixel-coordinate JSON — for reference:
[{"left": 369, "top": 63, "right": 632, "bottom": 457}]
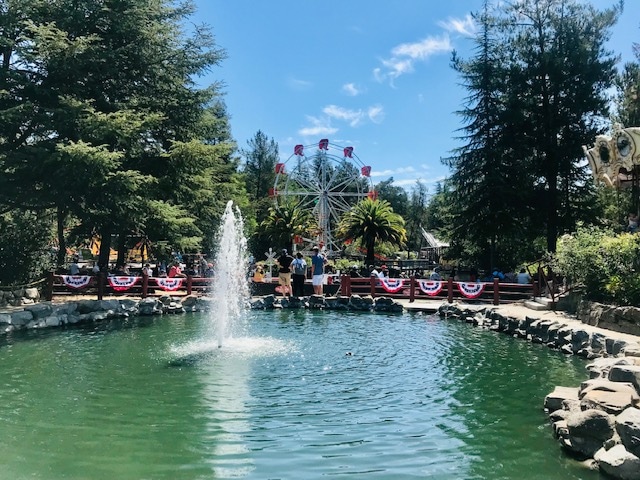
[{"left": 270, "top": 139, "right": 374, "bottom": 255}]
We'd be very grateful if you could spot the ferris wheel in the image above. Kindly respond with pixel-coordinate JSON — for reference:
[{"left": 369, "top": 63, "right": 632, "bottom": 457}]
[{"left": 270, "top": 139, "right": 374, "bottom": 255}]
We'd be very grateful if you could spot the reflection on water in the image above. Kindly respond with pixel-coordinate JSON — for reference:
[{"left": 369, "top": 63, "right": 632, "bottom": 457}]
[{"left": 0, "top": 311, "right": 597, "bottom": 480}]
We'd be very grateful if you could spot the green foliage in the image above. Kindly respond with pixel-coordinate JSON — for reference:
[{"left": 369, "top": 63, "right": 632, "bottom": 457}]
[
  {"left": 259, "top": 201, "right": 314, "bottom": 254},
  {"left": 337, "top": 198, "right": 406, "bottom": 266},
  {"left": 554, "top": 226, "right": 640, "bottom": 305},
  {"left": 0, "top": 210, "right": 55, "bottom": 286}
]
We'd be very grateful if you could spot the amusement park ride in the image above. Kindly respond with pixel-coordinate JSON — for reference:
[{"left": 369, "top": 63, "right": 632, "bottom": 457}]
[
  {"left": 584, "top": 123, "right": 640, "bottom": 207},
  {"left": 269, "top": 139, "right": 375, "bottom": 256}
]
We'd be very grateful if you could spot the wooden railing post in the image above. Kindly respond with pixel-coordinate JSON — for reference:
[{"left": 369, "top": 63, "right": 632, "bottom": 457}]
[
  {"left": 142, "top": 273, "right": 148, "bottom": 298},
  {"left": 370, "top": 276, "right": 376, "bottom": 297},
  {"left": 533, "top": 280, "right": 539, "bottom": 298},
  {"left": 447, "top": 277, "right": 453, "bottom": 303},
  {"left": 46, "top": 271, "right": 54, "bottom": 301},
  {"left": 186, "top": 275, "right": 193, "bottom": 295},
  {"left": 409, "top": 276, "right": 415, "bottom": 303},
  {"left": 97, "top": 273, "right": 104, "bottom": 300},
  {"left": 493, "top": 278, "right": 500, "bottom": 305}
]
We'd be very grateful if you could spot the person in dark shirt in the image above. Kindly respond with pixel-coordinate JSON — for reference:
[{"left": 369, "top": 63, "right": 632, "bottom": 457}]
[{"left": 277, "top": 249, "right": 294, "bottom": 298}]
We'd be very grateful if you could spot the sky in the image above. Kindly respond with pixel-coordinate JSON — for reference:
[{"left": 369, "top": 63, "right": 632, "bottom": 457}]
[{"left": 192, "top": 0, "right": 640, "bottom": 192}]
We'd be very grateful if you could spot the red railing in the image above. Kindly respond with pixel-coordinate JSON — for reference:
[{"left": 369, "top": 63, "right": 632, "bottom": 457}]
[
  {"left": 46, "top": 272, "right": 536, "bottom": 306},
  {"left": 339, "top": 276, "right": 536, "bottom": 305},
  {"left": 46, "top": 272, "right": 213, "bottom": 301}
]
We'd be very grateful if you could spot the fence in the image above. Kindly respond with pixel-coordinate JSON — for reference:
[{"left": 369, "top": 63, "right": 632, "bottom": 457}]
[
  {"left": 45, "top": 272, "right": 212, "bottom": 301},
  {"left": 45, "top": 272, "right": 537, "bottom": 306},
  {"left": 339, "top": 276, "right": 537, "bottom": 305}
]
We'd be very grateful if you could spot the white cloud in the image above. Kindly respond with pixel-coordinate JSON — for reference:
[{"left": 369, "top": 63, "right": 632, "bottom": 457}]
[
  {"left": 375, "top": 34, "right": 452, "bottom": 83},
  {"left": 371, "top": 166, "right": 417, "bottom": 178},
  {"left": 438, "top": 14, "right": 477, "bottom": 37},
  {"left": 323, "top": 105, "right": 364, "bottom": 127},
  {"left": 298, "top": 115, "right": 338, "bottom": 137},
  {"left": 368, "top": 105, "right": 384, "bottom": 124},
  {"left": 287, "top": 77, "right": 313, "bottom": 91},
  {"left": 342, "top": 83, "right": 364, "bottom": 96},
  {"left": 391, "top": 35, "right": 452, "bottom": 60}
]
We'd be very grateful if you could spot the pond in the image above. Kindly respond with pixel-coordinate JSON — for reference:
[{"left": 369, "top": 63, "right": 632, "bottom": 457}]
[{"left": 0, "top": 310, "right": 598, "bottom": 480}]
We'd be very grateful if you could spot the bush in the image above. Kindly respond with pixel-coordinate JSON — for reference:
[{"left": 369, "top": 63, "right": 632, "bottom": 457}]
[
  {"left": 554, "top": 226, "right": 640, "bottom": 305},
  {"left": 0, "top": 210, "right": 55, "bottom": 286}
]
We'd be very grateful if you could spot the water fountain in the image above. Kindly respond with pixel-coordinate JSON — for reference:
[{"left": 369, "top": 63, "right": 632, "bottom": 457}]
[{"left": 209, "top": 200, "right": 250, "bottom": 347}]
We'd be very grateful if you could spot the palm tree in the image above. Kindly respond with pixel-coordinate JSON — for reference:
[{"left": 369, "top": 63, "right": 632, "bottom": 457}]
[
  {"left": 337, "top": 198, "right": 406, "bottom": 266},
  {"left": 260, "top": 201, "right": 313, "bottom": 253}
]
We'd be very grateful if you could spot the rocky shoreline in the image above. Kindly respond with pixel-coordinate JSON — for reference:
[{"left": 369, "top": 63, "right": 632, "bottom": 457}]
[{"left": 439, "top": 303, "right": 640, "bottom": 480}]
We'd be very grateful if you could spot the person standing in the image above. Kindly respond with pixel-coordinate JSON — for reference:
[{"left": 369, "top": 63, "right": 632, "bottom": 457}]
[
  {"left": 311, "top": 246, "right": 327, "bottom": 295},
  {"left": 291, "top": 252, "right": 307, "bottom": 297},
  {"left": 277, "top": 249, "right": 294, "bottom": 298}
]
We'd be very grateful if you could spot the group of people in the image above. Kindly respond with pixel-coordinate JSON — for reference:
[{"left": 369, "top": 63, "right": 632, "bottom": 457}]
[{"left": 276, "top": 246, "right": 327, "bottom": 298}]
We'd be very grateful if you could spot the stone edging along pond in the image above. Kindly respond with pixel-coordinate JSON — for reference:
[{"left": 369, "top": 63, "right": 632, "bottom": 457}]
[
  {"left": 439, "top": 303, "right": 640, "bottom": 480},
  {"left": 2, "top": 294, "right": 640, "bottom": 480}
]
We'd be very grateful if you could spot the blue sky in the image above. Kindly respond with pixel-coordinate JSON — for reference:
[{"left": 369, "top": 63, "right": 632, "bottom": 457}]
[{"left": 193, "top": 0, "right": 640, "bottom": 192}]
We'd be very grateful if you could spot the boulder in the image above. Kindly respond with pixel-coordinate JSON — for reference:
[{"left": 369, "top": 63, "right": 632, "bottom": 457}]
[
  {"left": 308, "top": 295, "right": 326, "bottom": 309},
  {"left": 10, "top": 310, "right": 33, "bottom": 326},
  {"left": 609, "top": 365, "right": 640, "bottom": 394},
  {"left": 138, "top": 299, "right": 163, "bottom": 316},
  {"left": 616, "top": 407, "right": 640, "bottom": 458},
  {"left": 581, "top": 390, "right": 639, "bottom": 415},
  {"left": 580, "top": 379, "right": 640, "bottom": 402},
  {"left": 349, "top": 295, "right": 373, "bottom": 311},
  {"left": 545, "top": 386, "right": 579, "bottom": 413},
  {"left": 565, "top": 409, "right": 615, "bottom": 458},
  {"left": 594, "top": 445, "right": 640, "bottom": 480},
  {"left": 23, "top": 287, "right": 39, "bottom": 300},
  {"left": 24, "top": 303, "right": 53, "bottom": 319},
  {"left": 0, "top": 313, "right": 11, "bottom": 325},
  {"left": 571, "top": 329, "right": 591, "bottom": 353}
]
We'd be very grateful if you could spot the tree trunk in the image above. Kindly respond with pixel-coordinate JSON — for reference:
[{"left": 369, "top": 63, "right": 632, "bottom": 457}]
[
  {"left": 56, "top": 207, "right": 67, "bottom": 267},
  {"left": 116, "top": 232, "right": 127, "bottom": 267},
  {"left": 98, "top": 227, "right": 112, "bottom": 271}
]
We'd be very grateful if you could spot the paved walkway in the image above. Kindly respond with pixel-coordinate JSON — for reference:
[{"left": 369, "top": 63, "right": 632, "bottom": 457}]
[{"left": 398, "top": 298, "right": 640, "bottom": 346}]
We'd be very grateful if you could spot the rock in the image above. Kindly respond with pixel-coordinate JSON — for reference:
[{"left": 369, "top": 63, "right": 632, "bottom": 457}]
[
  {"left": 0, "top": 313, "right": 11, "bottom": 325},
  {"left": 24, "top": 303, "right": 53, "bottom": 319},
  {"left": 565, "top": 409, "right": 615, "bottom": 457},
  {"left": 616, "top": 407, "right": 640, "bottom": 458},
  {"left": 609, "top": 365, "right": 640, "bottom": 394},
  {"left": 545, "top": 386, "right": 579, "bottom": 412},
  {"left": 138, "top": 299, "right": 163, "bottom": 316},
  {"left": 349, "top": 295, "right": 373, "bottom": 311},
  {"left": 624, "top": 346, "right": 640, "bottom": 358},
  {"left": 580, "top": 379, "right": 640, "bottom": 402},
  {"left": 581, "top": 390, "right": 639, "bottom": 415},
  {"left": 44, "top": 316, "right": 61, "bottom": 328},
  {"left": 77, "top": 299, "right": 102, "bottom": 314},
  {"left": 10, "top": 310, "right": 33, "bottom": 326},
  {"left": 594, "top": 445, "right": 640, "bottom": 480},
  {"left": 308, "top": 295, "right": 326, "bottom": 309},
  {"left": 572, "top": 329, "right": 591, "bottom": 353},
  {"left": 24, "top": 288, "right": 39, "bottom": 300}
]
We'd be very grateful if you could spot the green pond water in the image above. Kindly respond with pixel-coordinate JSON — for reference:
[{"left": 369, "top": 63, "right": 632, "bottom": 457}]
[{"left": 0, "top": 310, "right": 599, "bottom": 480}]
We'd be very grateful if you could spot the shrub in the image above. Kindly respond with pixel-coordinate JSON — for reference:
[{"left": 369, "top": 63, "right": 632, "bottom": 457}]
[{"left": 554, "top": 226, "right": 640, "bottom": 305}]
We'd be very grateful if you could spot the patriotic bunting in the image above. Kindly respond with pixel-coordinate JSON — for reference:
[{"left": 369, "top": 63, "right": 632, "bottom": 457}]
[
  {"left": 155, "top": 278, "right": 183, "bottom": 291},
  {"left": 457, "top": 282, "right": 485, "bottom": 299},
  {"left": 107, "top": 276, "right": 139, "bottom": 292},
  {"left": 379, "top": 277, "right": 405, "bottom": 293},
  {"left": 60, "top": 275, "right": 92, "bottom": 289},
  {"left": 417, "top": 280, "right": 443, "bottom": 296}
]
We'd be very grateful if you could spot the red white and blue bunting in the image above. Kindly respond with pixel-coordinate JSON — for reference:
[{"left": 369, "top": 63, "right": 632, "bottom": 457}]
[
  {"left": 379, "top": 278, "right": 405, "bottom": 293},
  {"left": 107, "top": 276, "right": 139, "bottom": 292},
  {"left": 60, "top": 275, "right": 93, "bottom": 289},
  {"left": 457, "top": 282, "right": 485, "bottom": 299},
  {"left": 417, "top": 280, "right": 443, "bottom": 296},
  {"left": 155, "top": 277, "right": 183, "bottom": 291}
]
